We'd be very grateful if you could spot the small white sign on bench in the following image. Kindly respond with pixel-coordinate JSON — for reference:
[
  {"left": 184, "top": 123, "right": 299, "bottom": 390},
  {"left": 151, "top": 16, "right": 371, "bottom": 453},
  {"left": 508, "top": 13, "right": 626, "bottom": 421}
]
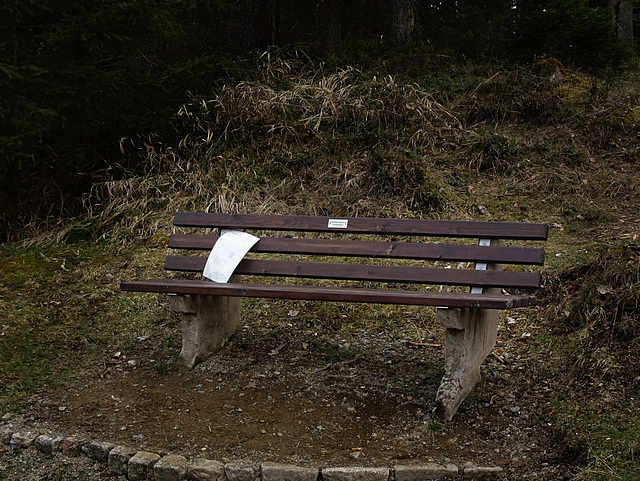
[
  {"left": 328, "top": 218, "right": 349, "bottom": 229},
  {"left": 203, "top": 230, "right": 260, "bottom": 283}
]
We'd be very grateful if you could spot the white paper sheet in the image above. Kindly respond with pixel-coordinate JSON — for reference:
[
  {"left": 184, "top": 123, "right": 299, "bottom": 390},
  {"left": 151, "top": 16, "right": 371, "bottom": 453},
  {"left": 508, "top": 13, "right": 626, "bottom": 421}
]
[{"left": 203, "top": 230, "right": 260, "bottom": 283}]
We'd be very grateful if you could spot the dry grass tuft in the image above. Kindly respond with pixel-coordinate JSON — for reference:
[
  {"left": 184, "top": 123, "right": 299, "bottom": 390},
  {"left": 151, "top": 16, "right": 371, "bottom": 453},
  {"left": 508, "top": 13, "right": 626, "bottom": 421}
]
[
  {"left": 547, "top": 245, "right": 640, "bottom": 344},
  {"left": 75, "top": 59, "right": 471, "bottom": 241},
  {"left": 181, "top": 65, "right": 457, "bottom": 148},
  {"left": 15, "top": 53, "right": 640, "bottom": 248}
]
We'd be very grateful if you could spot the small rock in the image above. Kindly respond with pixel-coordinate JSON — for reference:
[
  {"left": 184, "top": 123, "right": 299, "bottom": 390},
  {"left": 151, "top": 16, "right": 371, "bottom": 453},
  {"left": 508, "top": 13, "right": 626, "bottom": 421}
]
[
  {"left": 128, "top": 451, "right": 161, "bottom": 481},
  {"left": 350, "top": 450, "right": 364, "bottom": 460},
  {"left": 108, "top": 445, "right": 138, "bottom": 475},
  {"left": 154, "top": 454, "right": 188, "bottom": 481},
  {"left": 395, "top": 463, "right": 459, "bottom": 481},
  {"left": 84, "top": 440, "right": 116, "bottom": 463},
  {"left": 225, "top": 462, "right": 258, "bottom": 481},
  {"left": 0, "top": 428, "right": 13, "bottom": 444},
  {"left": 187, "top": 458, "right": 225, "bottom": 481},
  {"left": 62, "top": 436, "right": 84, "bottom": 457},
  {"left": 323, "top": 466, "right": 389, "bottom": 481},
  {"left": 10, "top": 432, "right": 38, "bottom": 449},
  {"left": 261, "top": 462, "right": 318, "bottom": 481},
  {"left": 35, "top": 434, "right": 64, "bottom": 454}
]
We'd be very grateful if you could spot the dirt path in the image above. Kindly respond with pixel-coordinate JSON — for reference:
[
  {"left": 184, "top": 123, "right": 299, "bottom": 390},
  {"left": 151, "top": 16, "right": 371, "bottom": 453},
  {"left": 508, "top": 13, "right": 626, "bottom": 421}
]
[{"left": 20, "top": 317, "right": 581, "bottom": 479}]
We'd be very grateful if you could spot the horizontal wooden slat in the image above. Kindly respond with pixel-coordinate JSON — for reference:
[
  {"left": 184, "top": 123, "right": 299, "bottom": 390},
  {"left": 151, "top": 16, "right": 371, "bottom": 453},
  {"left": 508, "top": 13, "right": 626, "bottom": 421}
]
[
  {"left": 121, "top": 279, "right": 537, "bottom": 309},
  {"left": 173, "top": 212, "right": 549, "bottom": 240},
  {"left": 164, "top": 257, "right": 541, "bottom": 289},
  {"left": 169, "top": 234, "right": 546, "bottom": 265}
]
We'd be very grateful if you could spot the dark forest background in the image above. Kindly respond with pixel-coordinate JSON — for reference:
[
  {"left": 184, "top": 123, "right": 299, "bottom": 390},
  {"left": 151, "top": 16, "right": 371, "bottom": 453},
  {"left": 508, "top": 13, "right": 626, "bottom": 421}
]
[{"left": 1, "top": 0, "right": 637, "bottom": 240}]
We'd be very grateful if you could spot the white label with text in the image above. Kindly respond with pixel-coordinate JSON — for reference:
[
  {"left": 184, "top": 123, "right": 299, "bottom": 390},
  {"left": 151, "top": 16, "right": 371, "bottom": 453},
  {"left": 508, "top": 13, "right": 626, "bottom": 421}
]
[{"left": 327, "top": 219, "right": 349, "bottom": 229}]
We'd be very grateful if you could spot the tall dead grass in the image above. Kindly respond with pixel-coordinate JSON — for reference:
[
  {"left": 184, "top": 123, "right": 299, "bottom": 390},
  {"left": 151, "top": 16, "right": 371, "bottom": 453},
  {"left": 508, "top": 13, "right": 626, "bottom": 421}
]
[
  {"left": 181, "top": 63, "right": 459, "bottom": 146},
  {"left": 77, "top": 59, "right": 466, "bottom": 241},
  {"left": 19, "top": 54, "right": 640, "bottom": 245}
]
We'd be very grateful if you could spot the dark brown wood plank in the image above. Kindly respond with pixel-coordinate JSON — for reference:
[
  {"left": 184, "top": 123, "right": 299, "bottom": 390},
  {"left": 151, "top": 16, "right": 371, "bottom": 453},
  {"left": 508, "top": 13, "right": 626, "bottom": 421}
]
[
  {"left": 164, "top": 257, "right": 541, "bottom": 289},
  {"left": 121, "top": 279, "right": 537, "bottom": 309},
  {"left": 169, "top": 234, "right": 546, "bottom": 265},
  {"left": 165, "top": 256, "right": 205, "bottom": 271},
  {"left": 173, "top": 212, "right": 548, "bottom": 240}
]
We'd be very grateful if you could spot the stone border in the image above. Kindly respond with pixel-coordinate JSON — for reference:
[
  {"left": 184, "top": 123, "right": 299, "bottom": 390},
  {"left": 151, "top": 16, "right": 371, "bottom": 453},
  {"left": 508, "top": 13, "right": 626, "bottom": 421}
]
[{"left": 1, "top": 425, "right": 504, "bottom": 480}]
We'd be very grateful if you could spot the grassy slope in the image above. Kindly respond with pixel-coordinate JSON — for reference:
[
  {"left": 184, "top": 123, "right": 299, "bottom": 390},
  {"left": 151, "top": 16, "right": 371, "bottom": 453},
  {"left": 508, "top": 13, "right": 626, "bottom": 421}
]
[{"left": 2, "top": 54, "right": 640, "bottom": 479}]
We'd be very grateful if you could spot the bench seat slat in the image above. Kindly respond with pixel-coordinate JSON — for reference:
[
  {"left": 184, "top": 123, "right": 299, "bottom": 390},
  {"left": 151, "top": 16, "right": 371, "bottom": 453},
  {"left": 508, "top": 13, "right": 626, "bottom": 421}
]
[
  {"left": 165, "top": 256, "right": 541, "bottom": 289},
  {"left": 173, "top": 212, "right": 549, "bottom": 240},
  {"left": 120, "top": 279, "right": 536, "bottom": 309},
  {"left": 168, "top": 235, "right": 546, "bottom": 265}
]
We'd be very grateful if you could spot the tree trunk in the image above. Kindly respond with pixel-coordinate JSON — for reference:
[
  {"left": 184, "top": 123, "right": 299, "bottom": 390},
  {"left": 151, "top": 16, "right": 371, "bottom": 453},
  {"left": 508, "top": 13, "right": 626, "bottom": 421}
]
[
  {"left": 610, "top": 0, "right": 634, "bottom": 46},
  {"left": 391, "top": 0, "right": 416, "bottom": 44},
  {"left": 317, "top": 0, "right": 342, "bottom": 54},
  {"left": 244, "top": 0, "right": 280, "bottom": 51}
]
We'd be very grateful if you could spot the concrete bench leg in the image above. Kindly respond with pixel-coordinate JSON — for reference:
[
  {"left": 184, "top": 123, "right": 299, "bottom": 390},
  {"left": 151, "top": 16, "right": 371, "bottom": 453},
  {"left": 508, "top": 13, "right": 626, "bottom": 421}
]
[
  {"left": 434, "top": 306, "right": 499, "bottom": 421},
  {"left": 168, "top": 293, "right": 241, "bottom": 370}
]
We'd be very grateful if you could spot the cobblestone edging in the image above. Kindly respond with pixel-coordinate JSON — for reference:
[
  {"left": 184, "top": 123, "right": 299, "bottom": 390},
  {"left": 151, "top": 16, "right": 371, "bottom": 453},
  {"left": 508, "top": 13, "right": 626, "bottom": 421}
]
[{"left": 1, "top": 426, "right": 504, "bottom": 480}]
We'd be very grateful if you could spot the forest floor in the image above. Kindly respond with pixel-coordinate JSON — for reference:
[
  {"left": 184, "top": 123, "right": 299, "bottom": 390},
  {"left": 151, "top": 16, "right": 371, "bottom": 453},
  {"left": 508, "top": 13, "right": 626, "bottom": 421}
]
[
  {"left": 3, "top": 58, "right": 640, "bottom": 480},
  {"left": 6, "top": 294, "right": 586, "bottom": 480}
]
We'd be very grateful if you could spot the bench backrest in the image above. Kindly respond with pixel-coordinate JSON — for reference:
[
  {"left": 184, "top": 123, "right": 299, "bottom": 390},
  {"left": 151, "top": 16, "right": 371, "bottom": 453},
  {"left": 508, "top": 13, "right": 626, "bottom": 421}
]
[{"left": 166, "top": 212, "right": 547, "bottom": 292}]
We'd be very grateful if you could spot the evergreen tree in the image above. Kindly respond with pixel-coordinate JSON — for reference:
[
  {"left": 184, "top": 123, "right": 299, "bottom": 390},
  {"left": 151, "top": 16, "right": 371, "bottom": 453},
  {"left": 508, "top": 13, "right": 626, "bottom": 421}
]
[
  {"left": 512, "top": 0, "right": 622, "bottom": 67},
  {"left": 0, "top": 0, "right": 239, "bottom": 217}
]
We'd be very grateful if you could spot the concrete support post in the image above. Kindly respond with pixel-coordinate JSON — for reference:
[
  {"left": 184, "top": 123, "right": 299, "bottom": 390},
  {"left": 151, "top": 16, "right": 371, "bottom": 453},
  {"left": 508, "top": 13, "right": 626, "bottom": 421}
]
[
  {"left": 434, "top": 238, "right": 503, "bottom": 420},
  {"left": 434, "top": 306, "right": 499, "bottom": 420},
  {"left": 168, "top": 277, "right": 242, "bottom": 369}
]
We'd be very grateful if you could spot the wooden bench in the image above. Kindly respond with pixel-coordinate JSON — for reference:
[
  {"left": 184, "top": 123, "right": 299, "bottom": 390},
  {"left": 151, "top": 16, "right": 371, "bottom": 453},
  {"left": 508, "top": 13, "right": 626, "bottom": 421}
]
[{"left": 121, "top": 212, "right": 547, "bottom": 420}]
